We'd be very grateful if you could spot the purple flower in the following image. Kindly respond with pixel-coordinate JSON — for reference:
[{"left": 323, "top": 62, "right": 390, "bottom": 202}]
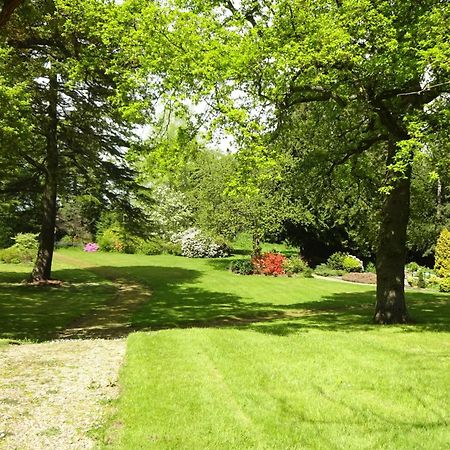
[{"left": 84, "top": 242, "right": 99, "bottom": 252}]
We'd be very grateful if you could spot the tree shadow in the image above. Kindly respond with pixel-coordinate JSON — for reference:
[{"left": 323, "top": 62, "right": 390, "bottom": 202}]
[{"left": 1, "top": 263, "right": 449, "bottom": 342}]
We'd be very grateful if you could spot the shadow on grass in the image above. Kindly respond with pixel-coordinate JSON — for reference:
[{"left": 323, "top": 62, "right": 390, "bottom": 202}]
[{"left": 1, "top": 264, "right": 449, "bottom": 342}]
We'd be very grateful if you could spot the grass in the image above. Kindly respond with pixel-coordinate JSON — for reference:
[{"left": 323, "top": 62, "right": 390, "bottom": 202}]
[
  {"left": 1, "top": 249, "right": 449, "bottom": 448},
  {"left": 0, "top": 260, "right": 115, "bottom": 341},
  {"left": 105, "top": 328, "right": 450, "bottom": 449}
]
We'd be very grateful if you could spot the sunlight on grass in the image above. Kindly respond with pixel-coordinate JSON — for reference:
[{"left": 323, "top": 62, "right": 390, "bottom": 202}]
[{"left": 104, "top": 328, "right": 450, "bottom": 449}]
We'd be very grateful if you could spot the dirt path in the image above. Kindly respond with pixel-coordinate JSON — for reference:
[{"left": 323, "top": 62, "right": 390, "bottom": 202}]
[
  {"left": 0, "top": 339, "right": 125, "bottom": 450},
  {"left": 54, "top": 253, "right": 152, "bottom": 339}
]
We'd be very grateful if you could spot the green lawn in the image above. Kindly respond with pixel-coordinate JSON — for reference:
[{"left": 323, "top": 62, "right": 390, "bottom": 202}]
[
  {"left": 0, "top": 260, "right": 115, "bottom": 341},
  {"left": 1, "top": 250, "right": 449, "bottom": 448},
  {"left": 107, "top": 328, "right": 450, "bottom": 449}
]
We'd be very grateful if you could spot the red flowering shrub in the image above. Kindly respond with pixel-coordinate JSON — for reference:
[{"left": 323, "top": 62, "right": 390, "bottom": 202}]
[{"left": 252, "top": 252, "right": 286, "bottom": 276}]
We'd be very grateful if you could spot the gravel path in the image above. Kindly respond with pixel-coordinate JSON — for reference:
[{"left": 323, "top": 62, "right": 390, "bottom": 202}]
[
  {"left": 0, "top": 339, "right": 126, "bottom": 450},
  {"left": 0, "top": 253, "right": 153, "bottom": 449}
]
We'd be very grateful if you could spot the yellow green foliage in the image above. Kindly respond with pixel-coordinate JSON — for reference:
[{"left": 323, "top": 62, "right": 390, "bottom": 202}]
[
  {"left": 435, "top": 228, "right": 450, "bottom": 277},
  {"left": 439, "top": 277, "right": 450, "bottom": 293}
]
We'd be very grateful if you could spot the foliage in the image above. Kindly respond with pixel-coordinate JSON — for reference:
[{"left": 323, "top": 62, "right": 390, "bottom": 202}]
[
  {"left": 435, "top": 228, "right": 450, "bottom": 278},
  {"left": 365, "top": 262, "right": 376, "bottom": 274},
  {"left": 326, "top": 252, "right": 349, "bottom": 271},
  {"left": 327, "top": 252, "right": 363, "bottom": 273},
  {"left": 252, "top": 252, "right": 286, "bottom": 276},
  {"left": 97, "top": 228, "right": 125, "bottom": 253},
  {"left": 282, "top": 256, "right": 309, "bottom": 275},
  {"left": 406, "top": 262, "right": 421, "bottom": 273},
  {"left": 406, "top": 266, "right": 438, "bottom": 289},
  {"left": 56, "top": 235, "right": 84, "bottom": 248},
  {"left": 12, "top": 233, "right": 38, "bottom": 250},
  {"left": 0, "top": 232, "right": 38, "bottom": 264},
  {"left": 229, "top": 259, "right": 254, "bottom": 275},
  {"left": 314, "top": 264, "right": 344, "bottom": 277},
  {"left": 174, "top": 228, "right": 230, "bottom": 258},
  {"left": 439, "top": 277, "right": 450, "bottom": 293},
  {"left": 342, "top": 255, "right": 364, "bottom": 273}
]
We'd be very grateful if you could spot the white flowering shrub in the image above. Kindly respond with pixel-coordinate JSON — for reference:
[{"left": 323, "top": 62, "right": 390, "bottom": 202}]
[{"left": 173, "top": 228, "right": 230, "bottom": 258}]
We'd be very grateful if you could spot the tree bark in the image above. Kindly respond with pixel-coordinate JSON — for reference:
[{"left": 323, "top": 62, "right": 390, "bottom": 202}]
[
  {"left": 31, "top": 73, "right": 58, "bottom": 281},
  {"left": 374, "top": 143, "right": 412, "bottom": 324}
]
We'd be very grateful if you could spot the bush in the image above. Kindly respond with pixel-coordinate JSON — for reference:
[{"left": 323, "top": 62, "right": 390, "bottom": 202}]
[
  {"left": 160, "top": 241, "right": 182, "bottom": 256},
  {"left": 252, "top": 252, "right": 286, "bottom": 276},
  {"left": 326, "top": 252, "right": 363, "bottom": 272},
  {"left": 0, "top": 233, "right": 38, "bottom": 264},
  {"left": 365, "top": 262, "right": 376, "bottom": 273},
  {"left": 439, "top": 277, "right": 450, "bottom": 293},
  {"left": 407, "top": 267, "right": 436, "bottom": 288},
  {"left": 326, "top": 252, "right": 347, "bottom": 270},
  {"left": 303, "top": 267, "right": 314, "bottom": 278},
  {"left": 435, "top": 228, "right": 450, "bottom": 278},
  {"left": 0, "top": 246, "right": 35, "bottom": 264},
  {"left": 138, "top": 239, "right": 164, "bottom": 255},
  {"left": 314, "top": 264, "right": 344, "bottom": 277},
  {"left": 97, "top": 228, "right": 125, "bottom": 252},
  {"left": 13, "top": 233, "right": 38, "bottom": 250},
  {"left": 282, "top": 256, "right": 309, "bottom": 275},
  {"left": 56, "top": 235, "right": 83, "bottom": 248},
  {"left": 406, "top": 261, "right": 420, "bottom": 273},
  {"left": 417, "top": 270, "right": 426, "bottom": 289},
  {"left": 342, "top": 255, "right": 364, "bottom": 273},
  {"left": 230, "top": 259, "right": 254, "bottom": 275},
  {"left": 173, "top": 228, "right": 230, "bottom": 258}
]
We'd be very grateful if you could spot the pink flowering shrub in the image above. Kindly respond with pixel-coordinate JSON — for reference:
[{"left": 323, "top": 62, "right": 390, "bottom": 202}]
[{"left": 84, "top": 242, "right": 99, "bottom": 252}]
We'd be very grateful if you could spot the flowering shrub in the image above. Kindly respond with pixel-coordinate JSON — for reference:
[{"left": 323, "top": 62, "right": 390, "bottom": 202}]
[
  {"left": 173, "top": 228, "right": 229, "bottom": 258},
  {"left": 252, "top": 252, "right": 286, "bottom": 276},
  {"left": 84, "top": 242, "right": 99, "bottom": 252}
]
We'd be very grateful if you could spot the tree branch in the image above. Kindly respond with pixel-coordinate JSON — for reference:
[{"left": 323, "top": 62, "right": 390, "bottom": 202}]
[{"left": 327, "top": 133, "right": 388, "bottom": 176}]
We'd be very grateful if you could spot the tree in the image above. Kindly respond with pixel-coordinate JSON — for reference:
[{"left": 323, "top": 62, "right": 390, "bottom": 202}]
[
  {"left": 124, "top": 0, "right": 449, "bottom": 323},
  {"left": 0, "top": 0, "right": 23, "bottom": 27},
  {"left": 0, "top": 0, "right": 139, "bottom": 280}
]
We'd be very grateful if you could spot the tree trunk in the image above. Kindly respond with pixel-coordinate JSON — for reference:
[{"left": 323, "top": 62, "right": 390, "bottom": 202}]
[
  {"left": 374, "top": 144, "right": 412, "bottom": 324},
  {"left": 31, "top": 74, "right": 58, "bottom": 281}
]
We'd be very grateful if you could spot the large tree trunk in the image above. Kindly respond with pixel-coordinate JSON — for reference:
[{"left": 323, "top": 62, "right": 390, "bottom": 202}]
[
  {"left": 31, "top": 74, "right": 58, "bottom": 281},
  {"left": 374, "top": 143, "right": 412, "bottom": 324}
]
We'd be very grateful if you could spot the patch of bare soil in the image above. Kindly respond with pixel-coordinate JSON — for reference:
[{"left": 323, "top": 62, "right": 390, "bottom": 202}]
[{"left": 0, "top": 339, "right": 126, "bottom": 450}]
